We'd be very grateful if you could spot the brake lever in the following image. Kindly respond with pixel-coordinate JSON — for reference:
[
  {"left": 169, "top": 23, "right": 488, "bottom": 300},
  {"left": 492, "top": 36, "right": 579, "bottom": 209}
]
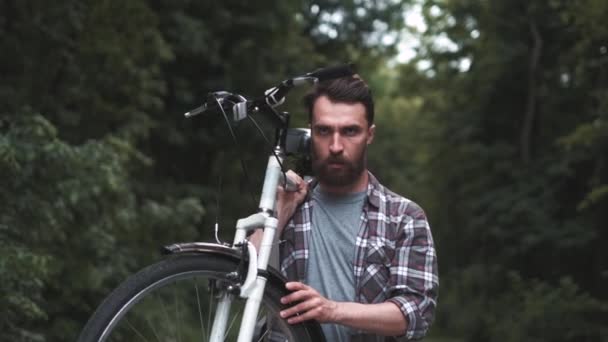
[
  {"left": 184, "top": 91, "right": 248, "bottom": 120},
  {"left": 184, "top": 91, "right": 222, "bottom": 118},
  {"left": 184, "top": 103, "right": 207, "bottom": 118}
]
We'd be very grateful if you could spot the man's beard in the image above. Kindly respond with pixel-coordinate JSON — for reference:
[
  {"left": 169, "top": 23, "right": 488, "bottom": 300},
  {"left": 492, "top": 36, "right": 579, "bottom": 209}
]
[{"left": 312, "top": 153, "right": 366, "bottom": 187}]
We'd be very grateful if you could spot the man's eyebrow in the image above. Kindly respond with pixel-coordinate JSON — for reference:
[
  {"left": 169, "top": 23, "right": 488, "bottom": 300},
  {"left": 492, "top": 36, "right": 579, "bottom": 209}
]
[{"left": 342, "top": 124, "right": 362, "bottom": 130}]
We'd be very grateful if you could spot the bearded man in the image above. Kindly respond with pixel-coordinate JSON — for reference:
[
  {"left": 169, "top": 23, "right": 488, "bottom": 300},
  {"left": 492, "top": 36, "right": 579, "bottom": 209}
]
[{"left": 259, "top": 75, "right": 438, "bottom": 341}]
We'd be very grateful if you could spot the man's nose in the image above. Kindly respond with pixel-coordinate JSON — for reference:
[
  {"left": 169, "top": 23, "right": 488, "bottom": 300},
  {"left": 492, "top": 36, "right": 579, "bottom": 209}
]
[{"left": 329, "top": 133, "right": 343, "bottom": 154}]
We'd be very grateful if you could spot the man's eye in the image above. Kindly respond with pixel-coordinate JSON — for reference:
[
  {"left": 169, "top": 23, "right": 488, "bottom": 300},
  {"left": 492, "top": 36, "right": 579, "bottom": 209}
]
[
  {"left": 343, "top": 127, "right": 359, "bottom": 136},
  {"left": 316, "top": 127, "right": 330, "bottom": 135}
]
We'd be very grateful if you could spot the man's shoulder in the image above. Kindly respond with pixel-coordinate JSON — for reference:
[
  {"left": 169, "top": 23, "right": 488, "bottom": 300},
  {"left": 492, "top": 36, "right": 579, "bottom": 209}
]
[
  {"left": 368, "top": 173, "right": 427, "bottom": 221},
  {"left": 289, "top": 188, "right": 315, "bottom": 225}
]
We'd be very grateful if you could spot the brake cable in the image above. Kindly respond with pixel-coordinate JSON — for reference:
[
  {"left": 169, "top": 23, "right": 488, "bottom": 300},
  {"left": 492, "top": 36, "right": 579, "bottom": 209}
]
[
  {"left": 214, "top": 94, "right": 257, "bottom": 209},
  {"left": 246, "top": 114, "right": 289, "bottom": 189}
]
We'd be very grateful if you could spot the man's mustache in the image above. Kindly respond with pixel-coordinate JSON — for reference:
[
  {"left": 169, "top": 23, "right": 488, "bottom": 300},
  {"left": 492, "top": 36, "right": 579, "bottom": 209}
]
[{"left": 323, "top": 157, "right": 347, "bottom": 164}]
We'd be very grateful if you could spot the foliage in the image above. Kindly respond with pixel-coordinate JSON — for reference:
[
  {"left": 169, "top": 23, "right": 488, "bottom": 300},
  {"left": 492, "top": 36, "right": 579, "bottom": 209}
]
[
  {"left": 0, "top": 113, "right": 203, "bottom": 340},
  {"left": 0, "top": 0, "right": 408, "bottom": 341},
  {"left": 2, "top": 0, "right": 607, "bottom": 341},
  {"left": 382, "top": 0, "right": 608, "bottom": 340}
]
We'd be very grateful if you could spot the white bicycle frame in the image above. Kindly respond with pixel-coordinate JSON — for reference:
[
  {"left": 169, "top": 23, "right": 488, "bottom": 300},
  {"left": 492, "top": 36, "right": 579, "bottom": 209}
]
[
  {"left": 209, "top": 151, "right": 293, "bottom": 342},
  {"left": 177, "top": 63, "right": 355, "bottom": 341}
]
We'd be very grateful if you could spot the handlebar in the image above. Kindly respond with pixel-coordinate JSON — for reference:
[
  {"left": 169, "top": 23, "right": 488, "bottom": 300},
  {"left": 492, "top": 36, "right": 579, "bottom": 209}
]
[
  {"left": 184, "top": 63, "right": 356, "bottom": 122},
  {"left": 306, "top": 63, "right": 356, "bottom": 81},
  {"left": 183, "top": 65, "right": 333, "bottom": 202}
]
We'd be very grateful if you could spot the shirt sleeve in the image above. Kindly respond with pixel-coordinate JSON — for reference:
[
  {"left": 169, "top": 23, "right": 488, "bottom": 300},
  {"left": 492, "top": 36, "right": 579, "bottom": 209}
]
[{"left": 387, "top": 203, "right": 439, "bottom": 340}]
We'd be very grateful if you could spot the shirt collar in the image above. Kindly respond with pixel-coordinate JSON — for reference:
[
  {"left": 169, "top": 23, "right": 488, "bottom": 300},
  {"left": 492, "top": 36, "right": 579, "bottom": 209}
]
[
  {"left": 305, "top": 171, "right": 382, "bottom": 209},
  {"left": 365, "top": 171, "right": 381, "bottom": 209}
]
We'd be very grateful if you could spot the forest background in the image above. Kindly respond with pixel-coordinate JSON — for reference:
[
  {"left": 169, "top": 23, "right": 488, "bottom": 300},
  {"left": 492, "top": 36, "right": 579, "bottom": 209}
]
[{"left": 1, "top": 0, "right": 607, "bottom": 341}]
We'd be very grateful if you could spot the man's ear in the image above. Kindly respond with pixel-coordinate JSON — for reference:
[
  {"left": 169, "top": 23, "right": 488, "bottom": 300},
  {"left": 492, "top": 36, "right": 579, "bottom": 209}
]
[{"left": 367, "top": 124, "right": 375, "bottom": 145}]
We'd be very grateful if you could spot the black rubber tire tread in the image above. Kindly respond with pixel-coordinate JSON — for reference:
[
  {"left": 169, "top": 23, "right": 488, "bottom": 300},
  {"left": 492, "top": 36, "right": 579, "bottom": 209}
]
[{"left": 77, "top": 253, "right": 325, "bottom": 342}]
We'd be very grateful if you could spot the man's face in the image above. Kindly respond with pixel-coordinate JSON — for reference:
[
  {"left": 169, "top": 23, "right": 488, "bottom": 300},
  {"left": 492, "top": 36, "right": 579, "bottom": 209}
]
[{"left": 310, "top": 95, "right": 375, "bottom": 190}]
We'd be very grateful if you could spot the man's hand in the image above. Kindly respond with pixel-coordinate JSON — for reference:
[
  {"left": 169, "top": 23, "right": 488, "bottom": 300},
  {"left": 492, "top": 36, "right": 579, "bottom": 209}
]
[
  {"left": 279, "top": 282, "right": 408, "bottom": 336},
  {"left": 248, "top": 170, "right": 307, "bottom": 251},
  {"left": 279, "top": 282, "right": 340, "bottom": 324},
  {"left": 276, "top": 170, "right": 308, "bottom": 234}
]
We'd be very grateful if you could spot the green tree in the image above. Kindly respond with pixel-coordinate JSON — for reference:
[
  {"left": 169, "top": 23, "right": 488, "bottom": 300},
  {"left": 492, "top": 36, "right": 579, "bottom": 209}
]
[
  {"left": 0, "top": 1, "right": 200, "bottom": 340},
  {"left": 380, "top": 0, "right": 608, "bottom": 340},
  {"left": 1, "top": 0, "right": 411, "bottom": 340},
  {"left": 0, "top": 113, "right": 204, "bottom": 341}
]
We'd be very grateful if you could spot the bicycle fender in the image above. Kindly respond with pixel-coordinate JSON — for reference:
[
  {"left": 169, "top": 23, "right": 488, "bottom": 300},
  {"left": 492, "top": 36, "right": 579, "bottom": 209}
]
[{"left": 162, "top": 242, "right": 288, "bottom": 290}]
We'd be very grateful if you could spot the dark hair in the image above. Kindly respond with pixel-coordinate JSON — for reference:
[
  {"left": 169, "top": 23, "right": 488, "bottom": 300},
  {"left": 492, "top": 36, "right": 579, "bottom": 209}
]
[{"left": 303, "top": 75, "right": 374, "bottom": 125}]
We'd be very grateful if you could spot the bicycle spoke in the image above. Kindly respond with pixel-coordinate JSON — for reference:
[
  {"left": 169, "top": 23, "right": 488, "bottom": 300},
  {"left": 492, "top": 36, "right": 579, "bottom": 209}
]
[
  {"left": 255, "top": 327, "right": 270, "bottom": 342},
  {"left": 125, "top": 318, "right": 150, "bottom": 342},
  {"left": 145, "top": 315, "right": 162, "bottom": 342},
  {"left": 195, "top": 277, "right": 208, "bottom": 341},
  {"left": 207, "top": 280, "right": 215, "bottom": 341},
  {"left": 174, "top": 285, "right": 182, "bottom": 342},
  {"left": 223, "top": 303, "right": 244, "bottom": 340},
  {"left": 156, "top": 287, "right": 174, "bottom": 339}
]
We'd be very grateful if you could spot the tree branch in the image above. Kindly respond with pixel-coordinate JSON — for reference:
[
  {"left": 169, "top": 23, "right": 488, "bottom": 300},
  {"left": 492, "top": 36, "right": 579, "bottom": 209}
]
[{"left": 521, "top": 17, "right": 543, "bottom": 164}]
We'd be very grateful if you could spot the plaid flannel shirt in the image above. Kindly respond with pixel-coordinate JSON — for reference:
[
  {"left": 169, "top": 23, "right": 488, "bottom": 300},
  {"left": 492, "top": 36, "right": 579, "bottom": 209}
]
[{"left": 279, "top": 172, "right": 438, "bottom": 340}]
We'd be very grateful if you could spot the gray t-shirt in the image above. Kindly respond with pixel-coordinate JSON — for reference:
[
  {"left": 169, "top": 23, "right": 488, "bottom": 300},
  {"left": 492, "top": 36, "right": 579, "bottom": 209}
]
[{"left": 307, "top": 186, "right": 366, "bottom": 342}]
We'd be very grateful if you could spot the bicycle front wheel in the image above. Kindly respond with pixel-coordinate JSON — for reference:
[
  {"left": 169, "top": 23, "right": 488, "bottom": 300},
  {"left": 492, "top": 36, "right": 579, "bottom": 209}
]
[{"left": 78, "top": 253, "right": 322, "bottom": 342}]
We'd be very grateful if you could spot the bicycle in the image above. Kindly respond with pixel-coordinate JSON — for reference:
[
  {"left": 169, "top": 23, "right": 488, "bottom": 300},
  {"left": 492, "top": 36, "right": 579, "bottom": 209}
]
[{"left": 77, "top": 64, "right": 356, "bottom": 342}]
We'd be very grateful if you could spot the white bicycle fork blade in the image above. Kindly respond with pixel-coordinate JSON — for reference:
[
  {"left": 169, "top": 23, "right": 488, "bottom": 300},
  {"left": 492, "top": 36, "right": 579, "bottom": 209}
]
[
  {"left": 209, "top": 293, "right": 232, "bottom": 342},
  {"left": 237, "top": 277, "right": 268, "bottom": 342}
]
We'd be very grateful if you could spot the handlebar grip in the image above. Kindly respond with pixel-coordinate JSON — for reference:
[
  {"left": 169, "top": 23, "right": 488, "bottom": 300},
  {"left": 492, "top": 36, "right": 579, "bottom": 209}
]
[{"left": 307, "top": 63, "right": 356, "bottom": 81}]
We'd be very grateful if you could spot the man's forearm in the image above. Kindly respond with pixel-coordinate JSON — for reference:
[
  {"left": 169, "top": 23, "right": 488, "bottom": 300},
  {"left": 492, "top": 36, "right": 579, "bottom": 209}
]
[
  {"left": 248, "top": 229, "right": 263, "bottom": 250},
  {"left": 334, "top": 301, "right": 407, "bottom": 336},
  {"left": 248, "top": 207, "right": 292, "bottom": 251},
  {"left": 249, "top": 170, "right": 306, "bottom": 252},
  {"left": 281, "top": 282, "right": 408, "bottom": 336}
]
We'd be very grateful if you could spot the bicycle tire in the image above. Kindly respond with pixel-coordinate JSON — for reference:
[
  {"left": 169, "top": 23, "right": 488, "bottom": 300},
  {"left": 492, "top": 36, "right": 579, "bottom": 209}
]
[{"left": 78, "top": 253, "right": 324, "bottom": 342}]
